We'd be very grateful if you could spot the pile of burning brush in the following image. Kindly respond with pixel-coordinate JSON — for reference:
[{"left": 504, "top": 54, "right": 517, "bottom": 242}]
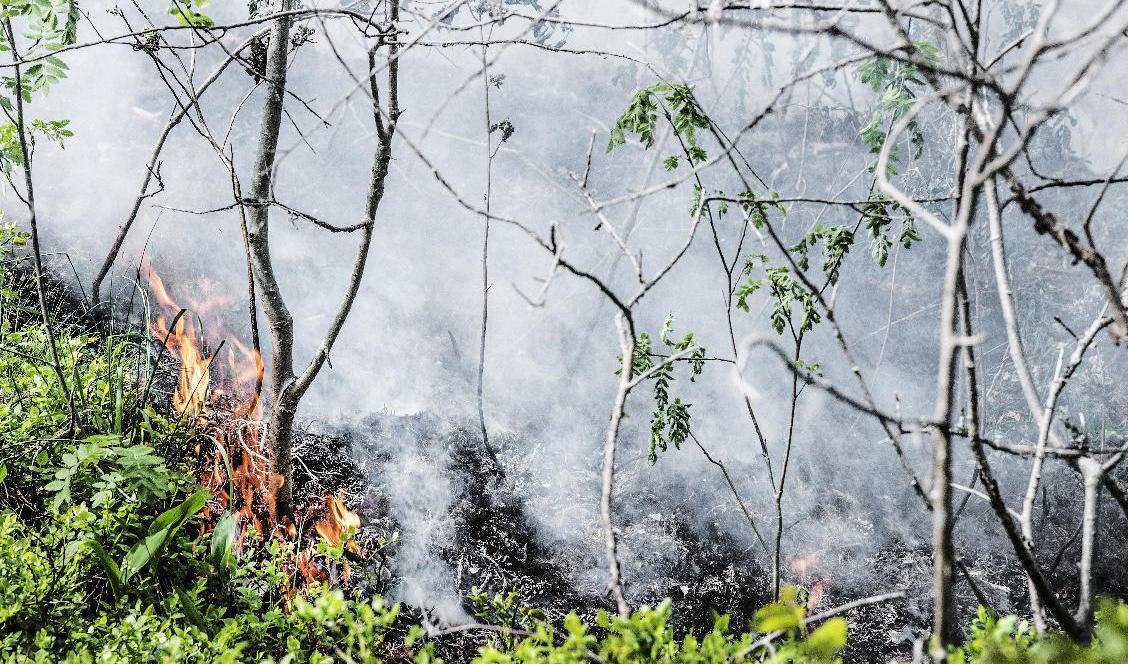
[{"left": 143, "top": 265, "right": 367, "bottom": 595}]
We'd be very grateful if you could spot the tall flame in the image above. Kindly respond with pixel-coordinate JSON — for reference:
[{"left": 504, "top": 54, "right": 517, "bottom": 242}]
[
  {"left": 146, "top": 266, "right": 210, "bottom": 419},
  {"left": 144, "top": 262, "right": 275, "bottom": 533}
]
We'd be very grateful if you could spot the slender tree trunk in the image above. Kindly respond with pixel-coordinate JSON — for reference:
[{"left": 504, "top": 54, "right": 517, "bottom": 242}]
[
  {"left": 1073, "top": 458, "right": 1102, "bottom": 629},
  {"left": 1020, "top": 346, "right": 1064, "bottom": 630},
  {"left": 929, "top": 230, "right": 970, "bottom": 659},
  {"left": 772, "top": 335, "right": 802, "bottom": 600},
  {"left": 244, "top": 3, "right": 399, "bottom": 522},
  {"left": 4, "top": 19, "right": 75, "bottom": 432},
  {"left": 602, "top": 313, "right": 634, "bottom": 617},
  {"left": 477, "top": 35, "right": 492, "bottom": 451},
  {"left": 244, "top": 4, "right": 297, "bottom": 519}
]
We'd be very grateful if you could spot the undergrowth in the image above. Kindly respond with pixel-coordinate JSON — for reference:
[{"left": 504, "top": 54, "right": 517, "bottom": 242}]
[{"left": 0, "top": 226, "right": 1125, "bottom": 662}]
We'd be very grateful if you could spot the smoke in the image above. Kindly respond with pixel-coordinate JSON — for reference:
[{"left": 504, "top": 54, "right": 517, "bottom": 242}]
[{"left": 8, "top": 0, "right": 1128, "bottom": 635}]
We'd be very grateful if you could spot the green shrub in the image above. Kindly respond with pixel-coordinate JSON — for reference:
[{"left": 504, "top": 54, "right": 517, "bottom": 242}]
[
  {"left": 949, "top": 602, "right": 1128, "bottom": 663},
  {"left": 471, "top": 587, "right": 847, "bottom": 663}
]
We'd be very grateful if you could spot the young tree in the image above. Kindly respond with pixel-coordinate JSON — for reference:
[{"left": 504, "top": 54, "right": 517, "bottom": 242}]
[{"left": 242, "top": 1, "right": 401, "bottom": 520}]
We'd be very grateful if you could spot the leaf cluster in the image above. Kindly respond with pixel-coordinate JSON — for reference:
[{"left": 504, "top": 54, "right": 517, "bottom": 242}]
[
  {"left": 626, "top": 315, "right": 706, "bottom": 465},
  {"left": 608, "top": 82, "right": 709, "bottom": 168},
  {"left": 856, "top": 41, "right": 938, "bottom": 177}
]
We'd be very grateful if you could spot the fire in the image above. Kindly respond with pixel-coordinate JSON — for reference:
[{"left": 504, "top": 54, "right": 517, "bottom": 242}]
[
  {"left": 785, "top": 553, "right": 830, "bottom": 611},
  {"left": 807, "top": 578, "right": 828, "bottom": 611},
  {"left": 144, "top": 264, "right": 361, "bottom": 592},
  {"left": 786, "top": 553, "right": 818, "bottom": 576},
  {"left": 315, "top": 492, "right": 361, "bottom": 551},
  {"left": 146, "top": 265, "right": 211, "bottom": 419}
]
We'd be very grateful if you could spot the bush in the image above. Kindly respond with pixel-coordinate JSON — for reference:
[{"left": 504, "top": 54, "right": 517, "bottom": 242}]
[{"left": 949, "top": 602, "right": 1128, "bottom": 663}]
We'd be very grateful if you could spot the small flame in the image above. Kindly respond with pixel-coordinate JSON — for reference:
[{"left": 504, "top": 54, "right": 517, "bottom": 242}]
[
  {"left": 785, "top": 553, "right": 831, "bottom": 611},
  {"left": 316, "top": 492, "right": 361, "bottom": 550},
  {"left": 787, "top": 553, "right": 819, "bottom": 577},
  {"left": 146, "top": 265, "right": 210, "bottom": 419},
  {"left": 807, "top": 578, "right": 829, "bottom": 611}
]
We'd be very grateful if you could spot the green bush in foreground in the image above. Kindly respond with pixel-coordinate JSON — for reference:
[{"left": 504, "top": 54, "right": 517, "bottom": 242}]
[{"left": 946, "top": 603, "right": 1128, "bottom": 663}]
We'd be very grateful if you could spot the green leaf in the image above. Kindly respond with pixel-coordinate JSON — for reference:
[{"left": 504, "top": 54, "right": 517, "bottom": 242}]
[
  {"left": 176, "top": 587, "right": 211, "bottom": 635},
  {"left": 122, "top": 527, "right": 172, "bottom": 581},
  {"left": 209, "top": 510, "right": 236, "bottom": 572},
  {"left": 121, "top": 488, "right": 210, "bottom": 580},
  {"left": 88, "top": 539, "right": 123, "bottom": 596},
  {"left": 148, "top": 487, "right": 209, "bottom": 535},
  {"left": 754, "top": 601, "right": 805, "bottom": 633},
  {"left": 805, "top": 617, "right": 847, "bottom": 658}
]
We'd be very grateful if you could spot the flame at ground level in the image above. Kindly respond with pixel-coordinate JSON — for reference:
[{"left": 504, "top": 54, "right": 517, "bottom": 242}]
[
  {"left": 316, "top": 492, "right": 362, "bottom": 550},
  {"left": 145, "top": 264, "right": 361, "bottom": 595}
]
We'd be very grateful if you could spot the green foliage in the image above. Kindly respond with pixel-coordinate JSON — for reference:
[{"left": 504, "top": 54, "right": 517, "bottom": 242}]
[
  {"left": 949, "top": 603, "right": 1128, "bottom": 663},
  {"left": 0, "top": 227, "right": 186, "bottom": 514},
  {"left": 607, "top": 82, "right": 709, "bottom": 164},
  {"left": 0, "top": 117, "right": 70, "bottom": 174},
  {"left": 43, "top": 434, "right": 173, "bottom": 509},
  {"left": 857, "top": 41, "right": 937, "bottom": 176},
  {"left": 736, "top": 263, "right": 820, "bottom": 336},
  {"left": 168, "top": 0, "right": 214, "bottom": 27},
  {"left": 0, "top": 225, "right": 442, "bottom": 661},
  {"left": 470, "top": 588, "right": 545, "bottom": 632},
  {"left": 861, "top": 192, "right": 919, "bottom": 267},
  {"left": 625, "top": 314, "right": 706, "bottom": 464},
  {"left": 737, "top": 190, "right": 785, "bottom": 229},
  {"left": 475, "top": 589, "right": 848, "bottom": 663},
  {"left": 789, "top": 224, "right": 854, "bottom": 287},
  {"left": 0, "top": 0, "right": 78, "bottom": 97},
  {"left": 0, "top": 0, "right": 77, "bottom": 179}
]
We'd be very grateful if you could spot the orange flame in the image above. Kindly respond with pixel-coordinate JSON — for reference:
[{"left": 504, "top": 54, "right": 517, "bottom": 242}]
[
  {"left": 785, "top": 553, "right": 831, "bottom": 611},
  {"left": 144, "top": 262, "right": 277, "bottom": 536},
  {"left": 146, "top": 265, "right": 211, "bottom": 419},
  {"left": 316, "top": 492, "right": 361, "bottom": 550},
  {"left": 145, "top": 264, "right": 361, "bottom": 596},
  {"left": 807, "top": 578, "right": 829, "bottom": 611},
  {"left": 786, "top": 553, "right": 819, "bottom": 577}
]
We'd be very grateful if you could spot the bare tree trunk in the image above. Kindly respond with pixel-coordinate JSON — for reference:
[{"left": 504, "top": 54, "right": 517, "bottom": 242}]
[
  {"left": 772, "top": 335, "right": 802, "bottom": 601},
  {"left": 1020, "top": 346, "right": 1064, "bottom": 630},
  {"left": 602, "top": 312, "right": 634, "bottom": 617},
  {"left": 477, "top": 34, "right": 492, "bottom": 452},
  {"left": 922, "top": 99, "right": 981, "bottom": 655},
  {"left": 1073, "top": 458, "right": 1102, "bottom": 629},
  {"left": 929, "top": 233, "right": 963, "bottom": 660},
  {"left": 244, "top": 4, "right": 297, "bottom": 519},
  {"left": 244, "top": 3, "right": 399, "bottom": 521}
]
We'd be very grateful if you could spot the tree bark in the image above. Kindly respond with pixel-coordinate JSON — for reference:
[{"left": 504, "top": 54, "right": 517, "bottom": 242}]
[
  {"left": 244, "top": 3, "right": 399, "bottom": 522},
  {"left": 244, "top": 4, "right": 297, "bottom": 519},
  {"left": 1073, "top": 458, "right": 1102, "bottom": 629},
  {"left": 602, "top": 313, "right": 634, "bottom": 617}
]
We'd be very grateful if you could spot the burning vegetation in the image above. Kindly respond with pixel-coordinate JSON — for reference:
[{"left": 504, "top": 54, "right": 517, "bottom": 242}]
[
  {"left": 5, "top": 0, "right": 1128, "bottom": 661},
  {"left": 144, "top": 264, "right": 363, "bottom": 593}
]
